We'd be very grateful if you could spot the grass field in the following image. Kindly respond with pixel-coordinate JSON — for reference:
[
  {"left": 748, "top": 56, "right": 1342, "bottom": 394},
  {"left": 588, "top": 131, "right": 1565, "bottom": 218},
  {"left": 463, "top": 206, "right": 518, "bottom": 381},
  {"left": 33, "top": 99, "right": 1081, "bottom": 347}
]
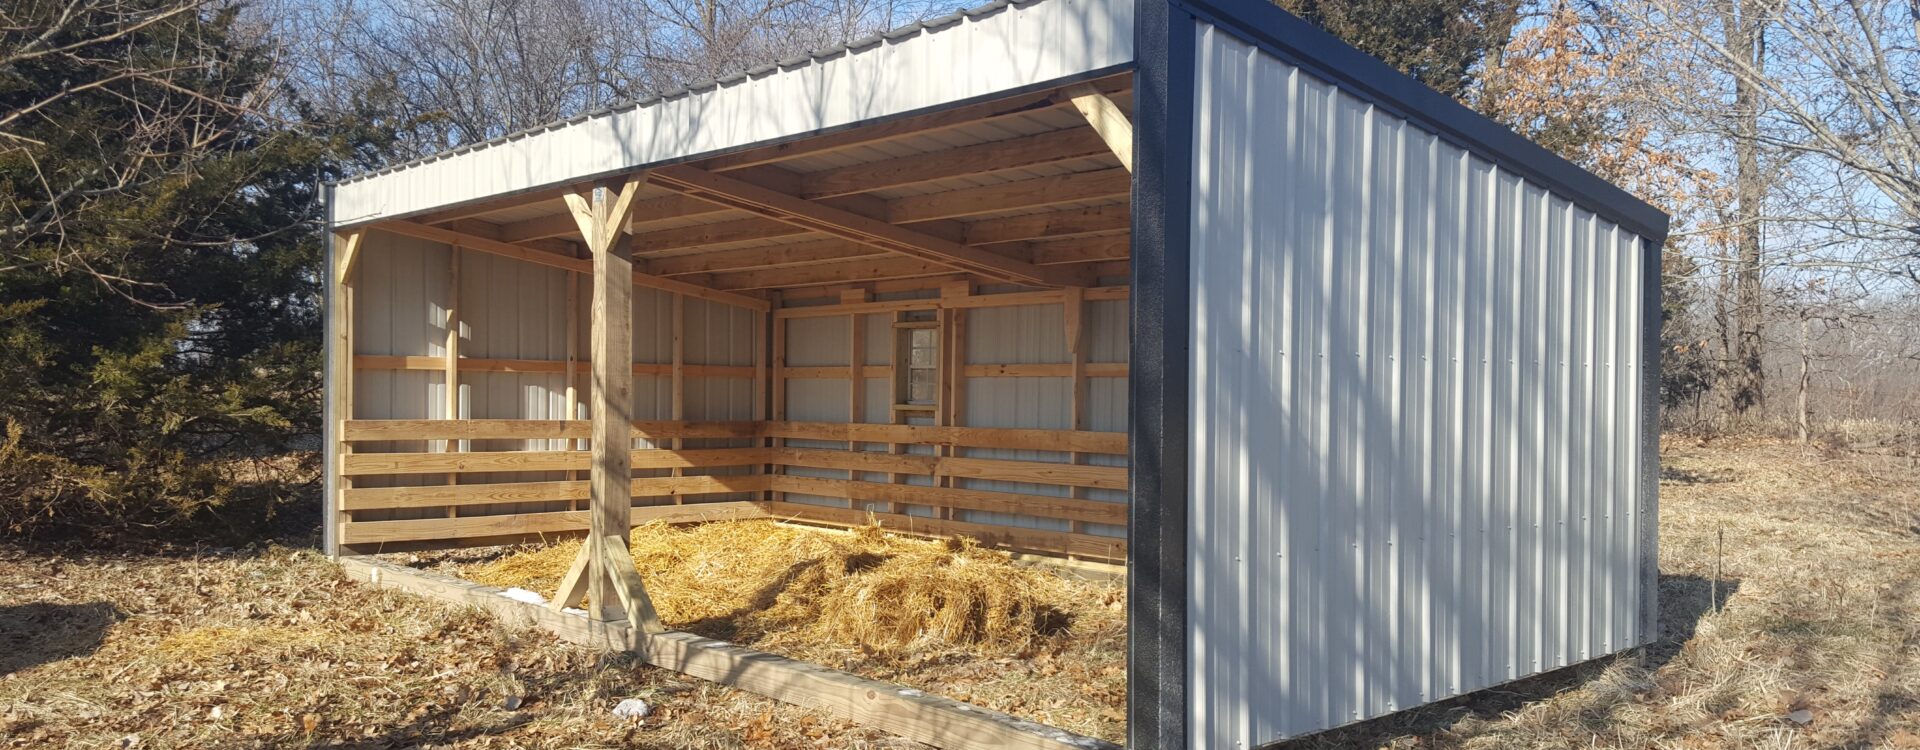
[{"left": 2, "top": 435, "right": 1917, "bottom": 748}]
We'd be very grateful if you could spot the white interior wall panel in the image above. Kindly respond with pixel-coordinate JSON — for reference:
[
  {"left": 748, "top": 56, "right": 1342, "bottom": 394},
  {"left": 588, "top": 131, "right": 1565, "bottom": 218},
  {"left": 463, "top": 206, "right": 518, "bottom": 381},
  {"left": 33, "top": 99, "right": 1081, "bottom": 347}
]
[
  {"left": 350, "top": 235, "right": 761, "bottom": 519},
  {"left": 331, "top": 0, "right": 1132, "bottom": 224},
  {"left": 1185, "top": 24, "right": 1651, "bottom": 747}
]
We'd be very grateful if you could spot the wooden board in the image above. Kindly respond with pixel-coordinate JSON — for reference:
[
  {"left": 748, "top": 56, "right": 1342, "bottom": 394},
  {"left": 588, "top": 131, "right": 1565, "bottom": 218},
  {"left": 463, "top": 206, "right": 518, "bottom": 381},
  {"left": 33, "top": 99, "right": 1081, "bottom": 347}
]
[
  {"left": 336, "top": 556, "right": 1120, "bottom": 750},
  {"left": 341, "top": 447, "right": 769, "bottom": 476},
  {"left": 763, "top": 502, "right": 1126, "bottom": 562},
  {"left": 770, "top": 476, "right": 1126, "bottom": 526},
  {"left": 342, "top": 474, "right": 773, "bottom": 511},
  {"left": 340, "top": 501, "right": 769, "bottom": 544}
]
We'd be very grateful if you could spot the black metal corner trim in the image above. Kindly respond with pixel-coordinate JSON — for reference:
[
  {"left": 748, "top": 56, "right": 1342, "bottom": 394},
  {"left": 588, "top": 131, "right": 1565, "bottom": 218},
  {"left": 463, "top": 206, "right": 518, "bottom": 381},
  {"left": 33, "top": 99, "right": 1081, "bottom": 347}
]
[
  {"left": 1638, "top": 236, "right": 1663, "bottom": 643},
  {"left": 1169, "top": 0, "right": 1671, "bottom": 245},
  {"left": 1128, "top": 0, "right": 1197, "bottom": 747}
]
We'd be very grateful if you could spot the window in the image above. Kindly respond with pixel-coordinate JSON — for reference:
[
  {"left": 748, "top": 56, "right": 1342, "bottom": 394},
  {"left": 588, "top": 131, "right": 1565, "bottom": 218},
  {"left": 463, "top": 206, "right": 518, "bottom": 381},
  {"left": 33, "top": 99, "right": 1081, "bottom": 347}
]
[{"left": 899, "top": 325, "right": 939, "bottom": 406}]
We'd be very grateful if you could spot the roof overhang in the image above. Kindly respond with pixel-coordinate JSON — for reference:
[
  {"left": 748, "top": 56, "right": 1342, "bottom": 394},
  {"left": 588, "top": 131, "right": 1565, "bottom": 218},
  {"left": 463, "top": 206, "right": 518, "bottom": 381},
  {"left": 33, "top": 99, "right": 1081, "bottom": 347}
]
[{"left": 332, "top": 0, "right": 1136, "bottom": 226}]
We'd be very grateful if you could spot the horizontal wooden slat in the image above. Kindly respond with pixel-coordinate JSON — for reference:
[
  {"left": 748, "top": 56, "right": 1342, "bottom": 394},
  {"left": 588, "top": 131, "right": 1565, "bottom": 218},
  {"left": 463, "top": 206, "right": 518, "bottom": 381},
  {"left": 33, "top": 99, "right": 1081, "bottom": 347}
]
[
  {"left": 342, "top": 447, "right": 769, "bottom": 476},
  {"left": 340, "top": 501, "right": 769, "bottom": 544},
  {"left": 962, "top": 363, "right": 1129, "bottom": 378},
  {"left": 939, "top": 456, "right": 1129, "bottom": 490},
  {"left": 341, "top": 420, "right": 761, "bottom": 442},
  {"left": 354, "top": 355, "right": 752, "bottom": 379},
  {"left": 770, "top": 476, "right": 1126, "bottom": 526},
  {"left": 763, "top": 502, "right": 1126, "bottom": 562},
  {"left": 762, "top": 421, "right": 1126, "bottom": 454},
  {"left": 342, "top": 474, "right": 772, "bottom": 511},
  {"left": 773, "top": 447, "right": 937, "bottom": 475}
]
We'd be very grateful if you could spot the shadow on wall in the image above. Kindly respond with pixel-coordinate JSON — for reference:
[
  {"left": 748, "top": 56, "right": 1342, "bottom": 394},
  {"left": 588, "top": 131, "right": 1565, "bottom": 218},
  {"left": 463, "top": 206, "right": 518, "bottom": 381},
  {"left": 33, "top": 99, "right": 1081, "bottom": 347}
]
[
  {"left": 0, "top": 601, "right": 122, "bottom": 677},
  {"left": 1263, "top": 573, "right": 1739, "bottom": 749}
]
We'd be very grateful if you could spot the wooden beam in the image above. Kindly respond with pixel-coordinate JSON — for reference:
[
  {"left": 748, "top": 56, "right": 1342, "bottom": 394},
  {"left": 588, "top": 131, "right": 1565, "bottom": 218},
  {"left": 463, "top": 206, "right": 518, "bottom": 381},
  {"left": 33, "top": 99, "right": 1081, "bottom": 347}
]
[
  {"left": 648, "top": 240, "right": 885, "bottom": 276},
  {"left": 698, "top": 86, "right": 1086, "bottom": 172},
  {"left": 1064, "top": 84, "right": 1134, "bottom": 172},
  {"left": 889, "top": 168, "right": 1131, "bottom": 224},
  {"left": 798, "top": 128, "right": 1114, "bottom": 200},
  {"left": 1033, "top": 234, "right": 1130, "bottom": 265},
  {"left": 354, "top": 354, "right": 753, "bottom": 378},
  {"left": 963, "top": 204, "right": 1131, "bottom": 245},
  {"left": 497, "top": 196, "right": 729, "bottom": 243},
  {"left": 336, "top": 230, "right": 365, "bottom": 285},
  {"left": 709, "top": 256, "right": 956, "bottom": 290},
  {"left": 651, "top": 165, "right": 1079, "bottom": 288},
  {"left": 370, "top": 219, "right": 769, "bottom": 311}
]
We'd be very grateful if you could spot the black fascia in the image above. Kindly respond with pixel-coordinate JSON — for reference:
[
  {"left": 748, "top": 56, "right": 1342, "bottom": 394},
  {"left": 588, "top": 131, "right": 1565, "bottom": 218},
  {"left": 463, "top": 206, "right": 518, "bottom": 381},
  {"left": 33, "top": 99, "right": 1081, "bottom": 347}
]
[
  {"left": 1169, "top": 0, "right": 1671, "bottom": 244},
  {"left": 1127, "top": 0, "right": 1198, "bottom": 747}
]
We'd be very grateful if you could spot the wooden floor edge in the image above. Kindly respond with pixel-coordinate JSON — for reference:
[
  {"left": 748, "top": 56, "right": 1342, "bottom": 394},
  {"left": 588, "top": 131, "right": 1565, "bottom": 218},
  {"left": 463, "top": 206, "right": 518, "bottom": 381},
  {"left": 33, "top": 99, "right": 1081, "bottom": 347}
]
[{"left": 335, "top": 556, "right": 1123, "bottom": 750}]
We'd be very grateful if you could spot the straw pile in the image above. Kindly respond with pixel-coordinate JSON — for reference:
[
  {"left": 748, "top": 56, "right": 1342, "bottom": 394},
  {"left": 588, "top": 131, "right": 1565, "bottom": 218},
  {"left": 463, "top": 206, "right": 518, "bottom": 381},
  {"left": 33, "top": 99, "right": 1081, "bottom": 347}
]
[{"left": 463, "top": 520, "right": 1076, "bottom": 657}]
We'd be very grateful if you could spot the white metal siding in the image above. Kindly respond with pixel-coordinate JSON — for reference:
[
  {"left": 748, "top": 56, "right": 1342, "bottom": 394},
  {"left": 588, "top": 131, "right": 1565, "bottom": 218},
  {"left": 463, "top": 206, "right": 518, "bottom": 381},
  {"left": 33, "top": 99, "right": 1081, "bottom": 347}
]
[
  {"left": 331, "top": 0, "right": 1134, "bottom": 224},
  {"left": 1186, "top": 24, "right": 1653, "bottom": 747}
]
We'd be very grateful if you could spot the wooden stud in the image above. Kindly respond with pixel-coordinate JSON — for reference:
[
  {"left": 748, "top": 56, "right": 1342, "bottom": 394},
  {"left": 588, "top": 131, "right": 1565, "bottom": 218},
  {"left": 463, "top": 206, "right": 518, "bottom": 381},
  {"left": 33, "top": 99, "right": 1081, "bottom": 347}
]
[
  {"left": 444, "top": 246, "right": 463, "bottom": 518},
  {"left": 1064, "top": 84, "right": 1134, "bottom": 172},
  {"left": 670, "top": 294, "right": 686, "bottom": 503}
]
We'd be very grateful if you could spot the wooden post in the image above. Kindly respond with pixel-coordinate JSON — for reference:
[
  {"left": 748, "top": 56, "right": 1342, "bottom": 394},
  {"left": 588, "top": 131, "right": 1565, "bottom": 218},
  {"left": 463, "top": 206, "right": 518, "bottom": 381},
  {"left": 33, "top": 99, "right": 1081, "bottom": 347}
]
[
  {"left": 329, "top": 230, "right": 364, "bottom": 556},
  {"left": 552, "top": 175, "right": 663, "bottom": 633},
  {"left": 670, "top": 293, "right": 686, "bottom": 503},
  {"left": 565, "top": 270, "right": 582, "bottom": 509},
  {"left": 1064, "top": 288, "right": 1088, "bottom": 552},
  {"left": 937, "top": 280, "right": 972, "bottom": 522},
  {"left": 444, "top": 247, "right": 462, "bottom": 518},
  {"left": 845, "top": 290, "right": 869, "bottom": 508}
]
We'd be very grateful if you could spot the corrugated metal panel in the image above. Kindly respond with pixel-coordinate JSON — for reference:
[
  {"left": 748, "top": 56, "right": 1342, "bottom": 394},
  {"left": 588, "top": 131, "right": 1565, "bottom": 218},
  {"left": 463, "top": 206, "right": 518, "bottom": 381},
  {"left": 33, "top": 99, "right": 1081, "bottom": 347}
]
[
  {"left": 331, "top": 0, "right": 1134, "bottom": 224},
  {"left": 1185, "top": 24, "right": 1652, "bottom": 747}
]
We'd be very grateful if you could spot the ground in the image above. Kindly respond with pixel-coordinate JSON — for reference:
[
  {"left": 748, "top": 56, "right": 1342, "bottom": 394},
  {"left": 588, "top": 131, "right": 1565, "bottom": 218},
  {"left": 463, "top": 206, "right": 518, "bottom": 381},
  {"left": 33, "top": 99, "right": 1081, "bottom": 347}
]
[{"left": 2, "top": 434, "right": 1918, "bottom": 749}]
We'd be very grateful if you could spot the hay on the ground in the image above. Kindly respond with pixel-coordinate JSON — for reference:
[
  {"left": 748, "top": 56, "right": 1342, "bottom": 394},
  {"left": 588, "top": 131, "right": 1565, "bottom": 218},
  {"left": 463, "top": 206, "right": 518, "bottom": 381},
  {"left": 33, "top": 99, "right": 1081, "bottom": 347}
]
[{"left": 464, "top": 520, "right": 1074, "bottom": 656}]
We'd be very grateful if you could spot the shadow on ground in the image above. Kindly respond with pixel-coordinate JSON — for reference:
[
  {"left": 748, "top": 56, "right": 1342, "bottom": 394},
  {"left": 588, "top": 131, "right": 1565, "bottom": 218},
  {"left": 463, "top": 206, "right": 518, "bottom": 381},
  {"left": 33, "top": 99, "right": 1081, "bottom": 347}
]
[
  {"left": 0, "top": 601, "right": 122, "bottom": 677},
  {"left": 1263, "top": 573, "right": 1736, "bottom": 749}
]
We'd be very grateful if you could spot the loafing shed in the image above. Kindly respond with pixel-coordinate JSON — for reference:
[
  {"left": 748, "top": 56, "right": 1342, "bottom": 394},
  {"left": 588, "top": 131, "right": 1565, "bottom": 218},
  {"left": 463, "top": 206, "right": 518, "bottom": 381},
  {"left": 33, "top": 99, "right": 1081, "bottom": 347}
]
[{"left": 322, "top": 0, "right": 1667, "bottom": 746}]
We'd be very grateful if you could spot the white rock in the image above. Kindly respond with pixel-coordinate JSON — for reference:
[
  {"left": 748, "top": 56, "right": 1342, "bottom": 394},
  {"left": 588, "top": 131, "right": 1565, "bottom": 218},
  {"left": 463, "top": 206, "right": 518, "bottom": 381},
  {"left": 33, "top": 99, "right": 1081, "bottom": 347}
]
[
  {"left": 499, "top": 587, "right": 547, "bottom": 605},
  {"left": 1786, "top": 709, "right": 1814, "bottom": 725},
  {"left": 612, "top": 698, "right": 651, "bottom": 719}
]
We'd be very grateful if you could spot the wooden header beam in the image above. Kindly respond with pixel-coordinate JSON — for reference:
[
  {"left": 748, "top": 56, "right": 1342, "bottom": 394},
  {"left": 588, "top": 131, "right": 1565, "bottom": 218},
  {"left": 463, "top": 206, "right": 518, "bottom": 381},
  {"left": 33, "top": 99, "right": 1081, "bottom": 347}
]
[{"left": 370, "top": 219, "right": 769, "bottom": 311}]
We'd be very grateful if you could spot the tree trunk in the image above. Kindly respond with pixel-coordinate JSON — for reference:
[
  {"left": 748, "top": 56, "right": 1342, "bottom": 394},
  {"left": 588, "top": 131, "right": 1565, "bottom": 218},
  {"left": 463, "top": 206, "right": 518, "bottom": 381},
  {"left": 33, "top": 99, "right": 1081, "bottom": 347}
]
[
  {"left": 1726, "top": 0, "right": 1767, "bottom": 419},
  {"left": 1798, "top": 314, "right": 1812, "bottom": 444}
]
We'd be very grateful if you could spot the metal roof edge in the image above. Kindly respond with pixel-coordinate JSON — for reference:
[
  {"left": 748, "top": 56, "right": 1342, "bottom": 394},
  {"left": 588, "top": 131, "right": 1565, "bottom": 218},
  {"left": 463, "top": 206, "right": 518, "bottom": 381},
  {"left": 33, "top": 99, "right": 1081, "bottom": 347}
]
[{"left": 1175, "top": 0, "right": 1672, "bottom": 244}]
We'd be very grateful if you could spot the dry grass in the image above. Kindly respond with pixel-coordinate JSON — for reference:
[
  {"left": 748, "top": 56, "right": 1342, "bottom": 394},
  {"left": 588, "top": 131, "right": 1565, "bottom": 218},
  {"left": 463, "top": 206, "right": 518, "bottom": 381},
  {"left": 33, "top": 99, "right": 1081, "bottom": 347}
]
[
  {"left": 1286, "top": 435, "right": 1920, "bottom": 749},
  {"left": 0, "top": 544, "right": 920, "bottom": 749},
  {"left": 5, "top": 435, "right": 1916, "bottom": 749},
  {"left": 442, "top": 519, "right": 1129, "bottom": 741}
]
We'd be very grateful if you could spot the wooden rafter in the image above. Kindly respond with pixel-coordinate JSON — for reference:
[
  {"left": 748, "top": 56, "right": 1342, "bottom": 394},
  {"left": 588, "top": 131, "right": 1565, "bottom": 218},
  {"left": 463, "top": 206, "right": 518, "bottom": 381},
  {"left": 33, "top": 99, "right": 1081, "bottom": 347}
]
[
  {"left": 709, "top": 256, "right": 956, "bottom": 290},
  {"left": 651, "top": 164, "right": 1080, "bottom": 287},
  {"left": 890, "top": 168, "right": 1130, "bottom": 224},
  {"left": 1064, "top": 84, "right": 1134, "bottom": 172},
  {"left": 370, "top": 219, "right": 769, "bottom": 311}
]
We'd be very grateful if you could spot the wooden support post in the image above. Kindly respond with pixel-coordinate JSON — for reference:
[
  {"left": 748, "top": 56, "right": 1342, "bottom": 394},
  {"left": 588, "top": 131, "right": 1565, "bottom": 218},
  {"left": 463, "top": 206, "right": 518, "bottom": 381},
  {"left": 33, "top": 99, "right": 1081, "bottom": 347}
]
[
  {"left": 552, "top": 175, "right": 663, "bottom": 633},
  {"left": 329, "top": 230, "right": 365, "bottom": 556},
  {"left": 565, "top": 270, "right": 582, "bottom": 509},
  {"left": 1064, "top": 84, "right": 1134, "bottom": 172},
  {"left": 444, "top": 246, "right": 462, "bottom": 518},
  {"left": 1064, "top": 289, "right": 1089, "bottom": 553},
  {"left": 755, "top": 293, "right": 773, "bottom": 502},
  {"left": 770, "top": 311, "right": 788, "bottom": 505},
  {"left": 844, "top": 290, "right": 869, "bottom": 510},
  {"left": 937, "top": 280, "right": 972, "bottom": 522},
  {"left": 670, "top": 294, "right": 686, "bottom": 503}
]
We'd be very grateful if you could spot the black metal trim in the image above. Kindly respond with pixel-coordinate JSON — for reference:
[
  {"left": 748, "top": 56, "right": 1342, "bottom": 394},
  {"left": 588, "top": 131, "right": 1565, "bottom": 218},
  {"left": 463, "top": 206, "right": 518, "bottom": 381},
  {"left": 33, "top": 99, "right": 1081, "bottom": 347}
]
[
  {"left": 1170, "top": 0, "right": 1671, "bottom": 244},
  {"left": 1638, "top": 236, "right": 1663, "bottom": 643},
  {"left": 1128, "top": 0, "right": 1196, "bottom": 747}
]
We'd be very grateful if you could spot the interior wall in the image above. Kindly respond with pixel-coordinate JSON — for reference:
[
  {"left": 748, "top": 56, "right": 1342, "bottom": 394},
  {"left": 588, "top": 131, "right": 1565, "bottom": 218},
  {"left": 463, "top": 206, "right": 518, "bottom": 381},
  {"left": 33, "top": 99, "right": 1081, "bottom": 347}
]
[
  {"left": 778, "top": 292, "right": 1129, "bottom": 541},
  {"left": 343, "top": 232, "right": 760, "bottom": 536}
]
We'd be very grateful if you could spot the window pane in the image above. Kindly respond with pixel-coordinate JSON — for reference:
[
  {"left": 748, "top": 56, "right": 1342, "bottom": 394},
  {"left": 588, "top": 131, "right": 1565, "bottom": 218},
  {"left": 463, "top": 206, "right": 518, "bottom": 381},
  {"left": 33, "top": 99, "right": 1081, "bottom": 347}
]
[
  {"left": 911, "top": 328, "right": 937, "bottom": 349},
  {"left": 909, "top": 347, "right": 935, "bottom": 367},
  {"left": 908, "top": 369, "right": 936, "bottom": 403}
]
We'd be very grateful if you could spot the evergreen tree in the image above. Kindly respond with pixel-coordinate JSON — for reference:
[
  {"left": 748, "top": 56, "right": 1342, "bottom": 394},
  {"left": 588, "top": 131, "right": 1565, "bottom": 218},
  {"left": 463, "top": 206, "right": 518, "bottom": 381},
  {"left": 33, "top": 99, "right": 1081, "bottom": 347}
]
[{"left": 0, "top": 1, "right": 390, "bottom": 541}]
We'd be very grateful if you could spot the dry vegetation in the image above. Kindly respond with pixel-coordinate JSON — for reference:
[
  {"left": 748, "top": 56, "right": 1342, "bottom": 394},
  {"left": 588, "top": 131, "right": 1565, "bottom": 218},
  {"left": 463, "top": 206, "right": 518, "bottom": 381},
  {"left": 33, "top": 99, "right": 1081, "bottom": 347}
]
[
  {"left": 3, "top": 435, "right": 1918, "bottom": 749},
  {"left": 1295, "top": 432, "right": 1920, "bottom": 749},
  {"left": 421, "top": 520, "right": 1130, "bottom": 742}
]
